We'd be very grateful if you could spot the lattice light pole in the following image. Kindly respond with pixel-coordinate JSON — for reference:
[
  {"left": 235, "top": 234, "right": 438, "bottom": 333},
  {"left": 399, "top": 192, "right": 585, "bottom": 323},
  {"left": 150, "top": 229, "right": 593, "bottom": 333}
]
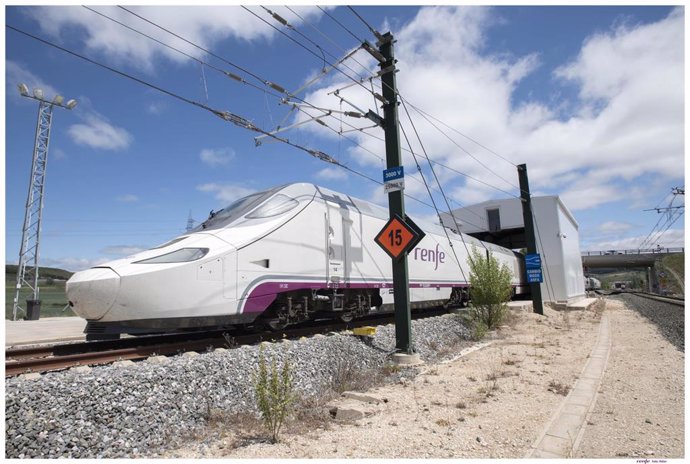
[{"left": 12, "top": 83, "right": 77, "bottom": 321}]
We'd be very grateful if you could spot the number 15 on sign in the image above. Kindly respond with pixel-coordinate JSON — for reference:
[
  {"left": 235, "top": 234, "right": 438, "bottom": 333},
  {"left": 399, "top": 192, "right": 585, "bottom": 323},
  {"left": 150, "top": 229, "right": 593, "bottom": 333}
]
[{"left": 375, "top": 215, "right": 425, "bottom": 260}]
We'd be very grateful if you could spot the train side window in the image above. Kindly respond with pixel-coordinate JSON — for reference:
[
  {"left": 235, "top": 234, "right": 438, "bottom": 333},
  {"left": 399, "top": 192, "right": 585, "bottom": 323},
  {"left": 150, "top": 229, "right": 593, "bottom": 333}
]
[{"left": 246, "top": 194, "right": 298, "bottom": 219}]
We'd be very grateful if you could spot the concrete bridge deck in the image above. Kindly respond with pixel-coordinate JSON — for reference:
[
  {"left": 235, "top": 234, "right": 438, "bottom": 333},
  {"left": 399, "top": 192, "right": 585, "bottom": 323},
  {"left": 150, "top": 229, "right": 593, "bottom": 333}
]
[{"left": 581, "top": 248, "right": 683, "bottom": 269}]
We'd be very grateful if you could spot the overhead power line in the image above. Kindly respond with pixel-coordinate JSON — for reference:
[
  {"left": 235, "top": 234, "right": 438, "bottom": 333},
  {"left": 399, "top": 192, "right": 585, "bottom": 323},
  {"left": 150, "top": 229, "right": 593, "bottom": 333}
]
[
  {"left": 88, "top": 6, "right": 381, "bottom": 150},
  {"left": 317, "top": 6, "right": 365, "bottom": 43},
  {"left": 7, "top": 23, "right": 459, "bottom": 223},
  {"left": 241, "top": 5, "right": 378, "bottom": 100},
  {"left": 346, "top": 5, "right": 383, "bottom": 41}
]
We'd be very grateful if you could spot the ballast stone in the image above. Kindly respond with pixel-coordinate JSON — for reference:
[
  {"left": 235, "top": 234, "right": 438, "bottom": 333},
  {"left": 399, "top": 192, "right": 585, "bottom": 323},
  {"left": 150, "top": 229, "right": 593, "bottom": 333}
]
[
  {"left": 71, "top": 366, "right": 92, "bottom": 373},
  {"left": 342, "top": 391, "right": 383, "bottom": 404},
  {"left": 113, "top": 360, "right": 135, "bottom": 368},
  {"left": 5, "top": 312, "right": 472, "bottom": 458}
]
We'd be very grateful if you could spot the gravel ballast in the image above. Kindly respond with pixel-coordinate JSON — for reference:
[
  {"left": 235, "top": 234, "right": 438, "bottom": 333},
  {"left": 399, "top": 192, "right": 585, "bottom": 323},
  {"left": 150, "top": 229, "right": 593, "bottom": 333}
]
[
  {"left": 5, "top": 313, "right": 471, "bottom": 458},
  {"left": 611, "top": 293, "right": 684, "bottom": 351}
]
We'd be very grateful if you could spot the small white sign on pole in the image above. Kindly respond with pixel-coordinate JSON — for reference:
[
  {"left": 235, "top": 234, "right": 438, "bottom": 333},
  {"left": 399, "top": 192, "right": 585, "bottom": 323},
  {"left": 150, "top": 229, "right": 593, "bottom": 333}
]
[{"left": 383, "top": 166, "right": 405, "bottom": 193}]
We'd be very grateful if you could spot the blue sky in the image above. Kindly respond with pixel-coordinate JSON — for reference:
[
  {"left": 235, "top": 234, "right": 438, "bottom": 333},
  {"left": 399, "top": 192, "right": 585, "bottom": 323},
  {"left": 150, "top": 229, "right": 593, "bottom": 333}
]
[{"left": 4, "top": 5, "right": 685, "bottom": 271}]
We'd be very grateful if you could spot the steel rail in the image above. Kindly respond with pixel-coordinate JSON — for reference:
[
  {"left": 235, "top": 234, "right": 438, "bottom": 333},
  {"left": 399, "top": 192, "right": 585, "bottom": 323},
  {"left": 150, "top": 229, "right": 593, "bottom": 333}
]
[
  {"left": 629, "top": 292, "right": 685, "bottom": 307},
  {"left": 6, "top": 307, "right": 450, "bottom": 377}
]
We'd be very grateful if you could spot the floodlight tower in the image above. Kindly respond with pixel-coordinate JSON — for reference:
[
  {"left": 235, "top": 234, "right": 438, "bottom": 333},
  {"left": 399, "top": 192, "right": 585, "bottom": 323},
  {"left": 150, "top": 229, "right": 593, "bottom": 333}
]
[{"left": 12, "top": 83, "right": 77, "bottom": 321}]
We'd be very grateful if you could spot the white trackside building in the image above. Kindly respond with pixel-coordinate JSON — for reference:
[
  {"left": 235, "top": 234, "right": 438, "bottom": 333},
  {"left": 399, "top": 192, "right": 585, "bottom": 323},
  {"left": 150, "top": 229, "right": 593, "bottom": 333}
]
[
  {"left": 440, "top": 195, "right": 586, "bottom": 306},
  {"left": 67, "top": 183, "right": 527, "bottom": 339}
]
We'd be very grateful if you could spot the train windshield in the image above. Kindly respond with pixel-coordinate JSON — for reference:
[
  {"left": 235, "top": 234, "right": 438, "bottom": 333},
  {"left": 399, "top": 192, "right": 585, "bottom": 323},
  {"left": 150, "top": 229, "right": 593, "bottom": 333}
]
[{"left": 194, "top": 185, "right": 285, "bottom": 231}]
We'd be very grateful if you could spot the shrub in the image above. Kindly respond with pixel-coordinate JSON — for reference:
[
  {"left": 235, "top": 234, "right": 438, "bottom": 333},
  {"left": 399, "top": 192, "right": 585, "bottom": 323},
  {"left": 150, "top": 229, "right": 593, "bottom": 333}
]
[
  {"left": 471, "top": 320, "right": 488, "bottom": 340},
  {"left": 468, "top": 246, "right": 513, "bottom": 329},
  {"left": 253, "top": 345, "right": 296, "bottom": 443}
]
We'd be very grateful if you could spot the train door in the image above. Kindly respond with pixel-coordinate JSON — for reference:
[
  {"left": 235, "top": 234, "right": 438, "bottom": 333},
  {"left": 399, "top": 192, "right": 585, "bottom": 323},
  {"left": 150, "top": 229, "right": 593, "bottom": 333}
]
[{"left": 326, "top": 201, "right": 346, "bottom": 286}]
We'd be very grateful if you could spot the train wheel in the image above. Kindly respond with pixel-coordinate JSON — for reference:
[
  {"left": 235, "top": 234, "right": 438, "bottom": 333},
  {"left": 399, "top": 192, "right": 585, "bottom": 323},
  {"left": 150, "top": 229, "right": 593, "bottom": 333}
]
[{"left": 340, "top": 312, "right": 355, "bottom": 323}]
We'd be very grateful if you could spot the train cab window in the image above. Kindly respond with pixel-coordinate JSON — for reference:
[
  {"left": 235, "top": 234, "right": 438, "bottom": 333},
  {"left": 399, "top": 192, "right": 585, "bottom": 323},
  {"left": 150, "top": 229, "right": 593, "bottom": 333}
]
[
  {"left": 194, "top": 187, "right": 281, "bottom": 231},
  {"left": 134, "top": 248, "right": 209, "bottom": 264},
  {"left": 245, "top": 194, "right": 298, "bottom": 219}
]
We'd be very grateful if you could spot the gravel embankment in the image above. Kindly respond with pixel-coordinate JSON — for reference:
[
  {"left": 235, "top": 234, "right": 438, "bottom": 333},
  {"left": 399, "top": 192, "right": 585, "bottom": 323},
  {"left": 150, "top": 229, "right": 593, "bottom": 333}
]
[
  {"left": 5, "top": 314, "right": 471, "bottom": 458},
  {"left": 611, "top": 294, "right": 684, "bottom": 351}
]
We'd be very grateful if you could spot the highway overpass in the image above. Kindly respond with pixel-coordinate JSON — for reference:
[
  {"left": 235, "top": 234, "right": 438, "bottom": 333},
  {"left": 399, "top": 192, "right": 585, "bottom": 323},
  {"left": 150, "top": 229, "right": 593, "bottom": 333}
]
[{"left": 581, "top": 247, "right": 684, "bottom": 269}]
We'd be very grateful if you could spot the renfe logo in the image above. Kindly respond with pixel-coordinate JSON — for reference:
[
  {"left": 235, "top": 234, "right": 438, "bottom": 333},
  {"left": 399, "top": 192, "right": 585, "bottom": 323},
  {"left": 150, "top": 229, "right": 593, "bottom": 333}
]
[{"left": 412, "top": 243, "right": 446, "bottom": 270}]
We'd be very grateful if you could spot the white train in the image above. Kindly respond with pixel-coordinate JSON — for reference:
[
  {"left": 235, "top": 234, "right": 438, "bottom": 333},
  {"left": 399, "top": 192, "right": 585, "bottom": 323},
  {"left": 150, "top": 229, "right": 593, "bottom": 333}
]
[{"left": 66, "top": 183, "right": 528, "bottom": 339}]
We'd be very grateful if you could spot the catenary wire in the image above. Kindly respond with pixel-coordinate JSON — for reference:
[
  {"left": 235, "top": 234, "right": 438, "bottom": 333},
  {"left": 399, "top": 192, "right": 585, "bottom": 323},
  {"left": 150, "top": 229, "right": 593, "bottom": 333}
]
[
  {"left": 317, "top": 6, "right": 365, "bottom": 43},
  {"left": 6, "top": 23, "right": 456, "bottom": 224},
  {"left": 294, "top": 6, "right": 524, "bottom": 197},
  {"left": 400, "top": 97, "right": 491, "bottom": 241},
  {"left": 399, "top": 120, "right": 471, "bottom": 283},
  {"left": 90, "top": 6, "right": 382, "bottom": 154},
  {"left": 156, "top": 2, "right": 526, "bottom": 205},
  {"left": 241, "top": 6, "right": 379, "bottom": 100},
  {"left": 347, "top": 5, "right": 383, "bottom": 40}
]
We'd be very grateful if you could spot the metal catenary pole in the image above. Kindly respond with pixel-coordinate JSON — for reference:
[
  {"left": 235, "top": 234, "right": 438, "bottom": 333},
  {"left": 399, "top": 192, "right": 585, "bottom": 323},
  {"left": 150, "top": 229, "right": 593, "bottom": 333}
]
[
  {"left": 379, "top": 32, "right": 413, "bottom": 353},
  {"left": 13, "top": 101, "right": 54, "bottom": 321},
  {"left": 517, "top": 163, "right": 544, "bottom": 315}
]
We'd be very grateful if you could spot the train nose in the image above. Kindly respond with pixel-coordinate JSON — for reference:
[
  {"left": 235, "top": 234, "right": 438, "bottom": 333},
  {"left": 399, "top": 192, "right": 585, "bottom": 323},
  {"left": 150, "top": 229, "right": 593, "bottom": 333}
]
[{"left": 66, "top": 267, "right": 120, "bottom": 320}]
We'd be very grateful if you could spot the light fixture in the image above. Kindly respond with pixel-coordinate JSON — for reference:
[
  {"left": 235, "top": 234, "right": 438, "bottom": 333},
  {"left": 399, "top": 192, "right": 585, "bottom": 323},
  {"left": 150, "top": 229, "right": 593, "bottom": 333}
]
[
  {"left": 53, "top": 95, "right": 64, "bottom": 105},
  {"left": 65, "top": 99, "right": 77, "bottom": 110},
  {"left": 18, "top": 83, "right": 29, "bottom": 96},
  {"left": 33, "top": 88, "right": 44, "bottom": 99}
]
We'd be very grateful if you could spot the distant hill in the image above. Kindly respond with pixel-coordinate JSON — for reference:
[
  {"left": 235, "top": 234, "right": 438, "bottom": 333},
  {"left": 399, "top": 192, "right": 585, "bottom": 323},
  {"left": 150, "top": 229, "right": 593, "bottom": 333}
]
[{"left": 5, "top": 265, "right": 73, "bottom": 281}]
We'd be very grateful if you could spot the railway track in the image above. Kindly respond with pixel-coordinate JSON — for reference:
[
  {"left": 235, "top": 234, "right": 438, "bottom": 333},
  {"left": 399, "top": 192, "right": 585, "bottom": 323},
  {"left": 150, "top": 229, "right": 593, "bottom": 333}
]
[
  {"left": 629, "top": 292, "right": 684, "bottom": 307},
  {"left": 596, "top": 290, "right": 685, "bottom": 307},
  {"left": 5, "top": 307, "right": 450, "bottom": 377}
]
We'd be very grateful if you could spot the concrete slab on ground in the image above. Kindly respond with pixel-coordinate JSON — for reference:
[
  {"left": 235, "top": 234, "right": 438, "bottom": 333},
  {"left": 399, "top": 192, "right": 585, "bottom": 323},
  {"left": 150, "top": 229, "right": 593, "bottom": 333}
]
[
  {"left": 507, "top": 301, "right": 532, "bottom": 311},
  {"left": 566, "top": 298, "right": 599, "bottom": 310},
  {"left": 5, "top": 317, "right": 86, "bottom": 346}
]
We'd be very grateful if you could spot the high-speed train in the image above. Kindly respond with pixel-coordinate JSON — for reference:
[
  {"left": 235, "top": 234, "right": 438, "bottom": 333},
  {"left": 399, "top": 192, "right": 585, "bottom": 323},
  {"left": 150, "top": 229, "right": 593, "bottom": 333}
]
[{"left": 66, "top": 183, "right": 528, "bottom": 339}]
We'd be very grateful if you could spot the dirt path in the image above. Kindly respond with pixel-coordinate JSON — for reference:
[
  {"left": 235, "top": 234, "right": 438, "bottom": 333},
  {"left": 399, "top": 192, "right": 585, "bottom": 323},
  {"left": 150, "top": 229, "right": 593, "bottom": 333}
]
[
  {"left": 575, "top": 299, "right": 684, "bottom": 458},
  {"left": 163, "top": 298, "right": 684, "bottom": 458}
]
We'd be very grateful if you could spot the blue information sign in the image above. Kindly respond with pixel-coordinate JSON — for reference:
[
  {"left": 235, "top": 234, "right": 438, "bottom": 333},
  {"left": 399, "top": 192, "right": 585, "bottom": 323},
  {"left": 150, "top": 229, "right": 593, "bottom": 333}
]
[
  {"left": 525, "top": 253, "right": 543, "bottom": 283},
  {"left": 525, "top": 253, "right": 541, "bottom": 269},
  {"left": 526, "top": 268, "right": 543, "bottom": 283},
  {"left": 383, "top": 166, "right": 404, "bottom": 182}
]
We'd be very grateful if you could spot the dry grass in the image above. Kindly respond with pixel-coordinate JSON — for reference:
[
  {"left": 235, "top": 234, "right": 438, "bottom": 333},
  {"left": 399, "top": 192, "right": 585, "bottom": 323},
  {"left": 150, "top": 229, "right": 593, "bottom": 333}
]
[{"left": 547, "top": 380, "right": 570, "bottom": 396}]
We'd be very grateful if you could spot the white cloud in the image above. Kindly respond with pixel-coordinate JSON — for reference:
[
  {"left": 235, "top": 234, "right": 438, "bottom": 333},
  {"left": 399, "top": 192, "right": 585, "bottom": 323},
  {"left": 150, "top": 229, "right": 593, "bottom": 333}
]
[
  {"left": 147, "top": 101, "right": 167, "bottom": 115},
  {"left": 116, "top": 194, "right": 139, "bottom": 203},
  {"left": 586, "top": 228, "right": 685, "bottom": 251},
  {"left": 68, "top": 113, "right": 133, "bottom": 150},
  {"left": 599, "top": 221, "right": 634, "bottom": 234},
  {"left": 200, "top": 147, "right": 234, "bottom": 167},
  {"left": 23, "top": 5, "right": 327, "bottom": 73},
  {"left": 197, "top": 182, "right": 256, "bottom": 204},
  {"left": 299, "top": 6, "right": 684, "bottom": 218},
  {"left": 314, "top": 166, "right": 348, "bottom": 181}
]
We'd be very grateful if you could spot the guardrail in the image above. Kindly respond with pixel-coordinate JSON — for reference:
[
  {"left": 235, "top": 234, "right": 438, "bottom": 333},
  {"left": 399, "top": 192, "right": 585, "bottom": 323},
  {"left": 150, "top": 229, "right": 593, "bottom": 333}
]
[{"left": 581, "top": 247, "right": 684, "bottom": 257}]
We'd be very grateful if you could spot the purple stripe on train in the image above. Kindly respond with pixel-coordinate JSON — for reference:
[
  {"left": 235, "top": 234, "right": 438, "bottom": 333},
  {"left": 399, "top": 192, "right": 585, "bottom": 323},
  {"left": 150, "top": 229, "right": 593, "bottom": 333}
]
[{"left": 240, "top": 280, "right": 469, "bottom": 313}]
